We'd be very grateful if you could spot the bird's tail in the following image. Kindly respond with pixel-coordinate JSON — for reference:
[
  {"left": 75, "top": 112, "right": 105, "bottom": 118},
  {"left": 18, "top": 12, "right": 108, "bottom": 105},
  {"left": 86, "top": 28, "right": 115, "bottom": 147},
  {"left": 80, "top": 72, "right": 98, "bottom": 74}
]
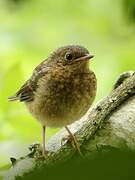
[{"left": 8, "top": 95, "right": 19, "bottom": 101}]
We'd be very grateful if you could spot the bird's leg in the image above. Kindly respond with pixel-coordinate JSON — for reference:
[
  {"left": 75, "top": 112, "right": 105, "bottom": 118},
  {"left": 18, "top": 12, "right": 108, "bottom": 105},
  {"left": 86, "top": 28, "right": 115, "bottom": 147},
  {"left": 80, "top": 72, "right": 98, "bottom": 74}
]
[
  {"left": 65, "top": 126, "right": 82, "bottom": 156},
  {"left": 42, "top": 125, "right": 47, "bottom": 156}
]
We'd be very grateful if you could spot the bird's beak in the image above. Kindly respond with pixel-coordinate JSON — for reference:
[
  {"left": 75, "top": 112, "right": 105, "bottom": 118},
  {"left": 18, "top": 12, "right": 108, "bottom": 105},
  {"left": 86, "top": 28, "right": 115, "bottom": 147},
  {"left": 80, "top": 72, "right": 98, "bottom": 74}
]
[
  {"left": 85, "top": 54, "right": 94, "bottom": 60},
  {"left": 75, "top": 54, "right": 94, "bottom": 63}
]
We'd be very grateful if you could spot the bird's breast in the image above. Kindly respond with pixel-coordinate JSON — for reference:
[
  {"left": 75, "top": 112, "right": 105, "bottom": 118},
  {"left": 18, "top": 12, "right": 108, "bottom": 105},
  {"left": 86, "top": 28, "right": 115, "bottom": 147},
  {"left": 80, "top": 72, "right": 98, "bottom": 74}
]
[{"left": 26, "top": 69, "right": 97, "bottom": 127}]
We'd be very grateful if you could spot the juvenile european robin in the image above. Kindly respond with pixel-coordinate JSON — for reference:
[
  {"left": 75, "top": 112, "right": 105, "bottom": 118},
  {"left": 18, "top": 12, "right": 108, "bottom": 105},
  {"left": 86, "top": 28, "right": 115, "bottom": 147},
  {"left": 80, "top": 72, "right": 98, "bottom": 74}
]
[{"left": 9, "top": 45, "right": 97, "bottom": 156}]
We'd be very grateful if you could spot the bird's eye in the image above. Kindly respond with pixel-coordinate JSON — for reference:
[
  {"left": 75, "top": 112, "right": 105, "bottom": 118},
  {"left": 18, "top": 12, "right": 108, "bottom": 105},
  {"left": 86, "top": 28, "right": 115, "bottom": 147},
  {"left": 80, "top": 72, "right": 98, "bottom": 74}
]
[{"left": 65, "top": 52, "right": 73, "bottom": 61}]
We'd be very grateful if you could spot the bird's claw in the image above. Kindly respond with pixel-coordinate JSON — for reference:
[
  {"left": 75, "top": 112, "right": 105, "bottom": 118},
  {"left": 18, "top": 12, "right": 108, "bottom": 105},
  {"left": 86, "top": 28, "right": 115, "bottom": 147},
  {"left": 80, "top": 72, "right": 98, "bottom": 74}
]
[{"left": 61, "top": 135, "right": 76, "bottom": 148}]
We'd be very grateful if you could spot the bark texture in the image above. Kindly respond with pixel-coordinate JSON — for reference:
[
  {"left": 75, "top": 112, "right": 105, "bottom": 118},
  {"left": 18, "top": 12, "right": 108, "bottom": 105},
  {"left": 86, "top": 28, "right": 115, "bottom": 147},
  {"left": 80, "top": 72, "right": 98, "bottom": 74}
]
[{"left": 4, "top": 71, "right": 135, "bottom": 180}]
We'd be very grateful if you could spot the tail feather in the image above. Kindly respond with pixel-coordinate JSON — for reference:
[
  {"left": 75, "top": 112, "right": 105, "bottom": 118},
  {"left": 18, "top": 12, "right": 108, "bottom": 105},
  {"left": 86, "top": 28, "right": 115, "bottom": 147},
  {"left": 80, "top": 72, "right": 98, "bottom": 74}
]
[{"left": 8, "top": 95, "right": 19, "bottom": 101}]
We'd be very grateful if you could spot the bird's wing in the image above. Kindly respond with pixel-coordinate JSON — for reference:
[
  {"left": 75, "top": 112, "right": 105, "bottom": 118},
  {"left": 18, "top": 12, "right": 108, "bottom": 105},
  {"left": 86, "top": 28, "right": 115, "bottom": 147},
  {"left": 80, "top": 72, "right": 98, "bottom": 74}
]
[
  {"left": 8, "top": 60, "right": 50, "bottom": 102},
  {"left": 8, "top": 79, "right": 36, "bottom": 102}
]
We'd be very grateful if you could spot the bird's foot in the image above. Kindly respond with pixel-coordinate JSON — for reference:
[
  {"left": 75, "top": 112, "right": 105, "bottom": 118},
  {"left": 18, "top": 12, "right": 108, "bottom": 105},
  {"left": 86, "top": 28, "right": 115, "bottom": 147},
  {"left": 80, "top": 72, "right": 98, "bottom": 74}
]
[
  {"left": 61, "top": 135, "right": 76, "bottom": 148},
  {"left": 61, "top": 133, "right": 83, "bottom": 157},
  {"left": 42, "top": 149, "right": 49, "bottom": 158},
  {"left": 28, "top": 143, "right": 49, "bottom": 159}
]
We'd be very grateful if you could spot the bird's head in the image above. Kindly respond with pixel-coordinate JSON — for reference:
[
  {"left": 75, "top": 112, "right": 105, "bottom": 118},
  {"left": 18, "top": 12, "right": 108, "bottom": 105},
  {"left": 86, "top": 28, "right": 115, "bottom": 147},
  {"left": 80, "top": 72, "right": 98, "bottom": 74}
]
[{"left": 48, "top": 45, "right": 94, "bottom": 70}]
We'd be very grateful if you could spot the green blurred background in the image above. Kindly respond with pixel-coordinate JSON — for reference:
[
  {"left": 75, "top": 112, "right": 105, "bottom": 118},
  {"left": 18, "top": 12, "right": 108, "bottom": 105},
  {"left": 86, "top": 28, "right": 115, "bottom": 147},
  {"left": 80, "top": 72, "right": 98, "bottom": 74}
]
[{"left": 0, "top": 0, "right": 135, "bottom": 169}]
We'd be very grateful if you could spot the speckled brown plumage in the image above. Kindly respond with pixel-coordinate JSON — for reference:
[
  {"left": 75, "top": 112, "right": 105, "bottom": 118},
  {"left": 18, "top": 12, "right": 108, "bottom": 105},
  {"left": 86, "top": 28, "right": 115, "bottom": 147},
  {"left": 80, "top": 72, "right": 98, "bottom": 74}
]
[{"left": 9, "top": 45, "right": 97, "bottom": 155}]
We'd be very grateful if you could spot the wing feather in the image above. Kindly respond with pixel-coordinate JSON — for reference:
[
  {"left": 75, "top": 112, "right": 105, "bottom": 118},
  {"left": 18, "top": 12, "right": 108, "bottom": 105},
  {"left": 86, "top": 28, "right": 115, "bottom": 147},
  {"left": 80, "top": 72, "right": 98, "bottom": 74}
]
[{"left": 8, "top": 59, "right": 50, "bottom": 103}]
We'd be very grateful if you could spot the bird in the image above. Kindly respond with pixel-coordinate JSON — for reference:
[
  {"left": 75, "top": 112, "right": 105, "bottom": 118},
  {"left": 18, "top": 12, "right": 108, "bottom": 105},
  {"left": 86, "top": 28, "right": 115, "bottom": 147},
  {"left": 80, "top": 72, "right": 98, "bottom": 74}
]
[{"left": 9, "top": 45, "right": 97, "bottom": 156}]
